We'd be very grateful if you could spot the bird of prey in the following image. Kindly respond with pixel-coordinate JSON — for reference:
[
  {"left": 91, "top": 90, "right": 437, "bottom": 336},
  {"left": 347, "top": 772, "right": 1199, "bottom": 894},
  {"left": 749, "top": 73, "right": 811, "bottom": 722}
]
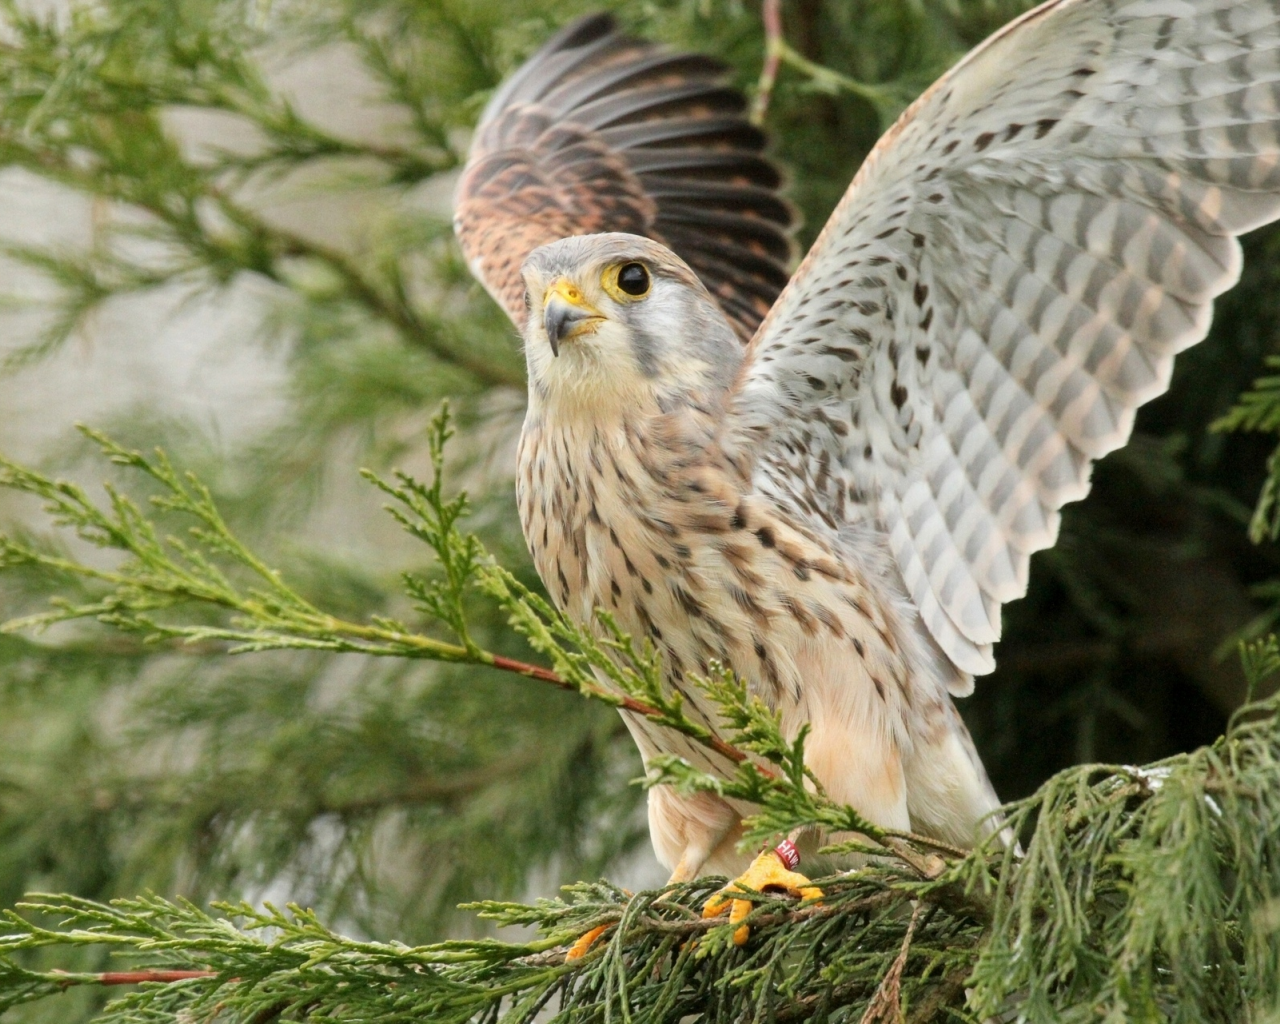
[{"left": 456, "top": 0, "right": 1280, "bottom": 935}]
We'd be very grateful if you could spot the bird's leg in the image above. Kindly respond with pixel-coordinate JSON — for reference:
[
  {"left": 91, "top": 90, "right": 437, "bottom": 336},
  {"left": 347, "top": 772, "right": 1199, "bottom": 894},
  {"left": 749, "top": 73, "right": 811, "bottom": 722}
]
[
  {"left": 666, "top": 847, "right": 709, "bottom": 885},
  {"left": 702, "top": 831, "right": 822, "bottom": 946}
]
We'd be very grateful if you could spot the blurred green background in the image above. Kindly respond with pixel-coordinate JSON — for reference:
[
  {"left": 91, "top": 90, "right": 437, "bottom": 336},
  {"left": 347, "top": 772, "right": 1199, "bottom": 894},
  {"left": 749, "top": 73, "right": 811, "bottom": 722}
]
[{"left": 0, "top": 2, "right": 1277, "bottom": 1018}]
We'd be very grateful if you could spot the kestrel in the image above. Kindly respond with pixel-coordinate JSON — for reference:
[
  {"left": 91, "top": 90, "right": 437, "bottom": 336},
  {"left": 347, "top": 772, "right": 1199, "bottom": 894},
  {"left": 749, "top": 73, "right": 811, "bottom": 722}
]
[{"left": 457, "top": 1, "right": 1280, "bottom": 922}]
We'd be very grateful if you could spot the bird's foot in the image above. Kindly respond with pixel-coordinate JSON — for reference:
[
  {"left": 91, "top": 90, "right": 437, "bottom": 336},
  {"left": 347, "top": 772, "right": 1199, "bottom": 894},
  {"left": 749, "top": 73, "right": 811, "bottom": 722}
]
[
  {"left": 563, "top": 886, "right": 635, "bottom": 962},
  {"left": 564, "top": 923, "right": 610, "bottom": 962},
  {"left": 701, "top": 841, "right": 823, "bottom": 946}
]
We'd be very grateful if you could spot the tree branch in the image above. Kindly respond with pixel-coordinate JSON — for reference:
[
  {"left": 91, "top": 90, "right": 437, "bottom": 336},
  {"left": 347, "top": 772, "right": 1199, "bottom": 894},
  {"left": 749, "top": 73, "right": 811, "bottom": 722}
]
[
  {"left": 74, "top": 970, "right": 218, "bottom": 987},
  {"left": 752, "top": 0, "right": 784, "bottom": 125}
]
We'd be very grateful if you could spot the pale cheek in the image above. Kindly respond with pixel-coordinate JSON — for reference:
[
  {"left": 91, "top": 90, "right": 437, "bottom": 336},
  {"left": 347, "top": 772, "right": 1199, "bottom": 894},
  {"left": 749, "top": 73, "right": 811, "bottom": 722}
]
[
  {"left": 535, "top": 322, "right": 649, "bottom": 405},
  {"left": 582, "top": 322, "right": 640, "bottom": 372},
  {"left": 524, "top": 333, "right": 557, "bottom": 384}
]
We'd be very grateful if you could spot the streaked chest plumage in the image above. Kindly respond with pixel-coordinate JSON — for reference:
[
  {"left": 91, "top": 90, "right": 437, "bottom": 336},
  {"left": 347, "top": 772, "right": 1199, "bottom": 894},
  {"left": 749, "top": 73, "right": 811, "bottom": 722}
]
[{"left": 515, "top": 403, "right": 932, "bottom": 779}]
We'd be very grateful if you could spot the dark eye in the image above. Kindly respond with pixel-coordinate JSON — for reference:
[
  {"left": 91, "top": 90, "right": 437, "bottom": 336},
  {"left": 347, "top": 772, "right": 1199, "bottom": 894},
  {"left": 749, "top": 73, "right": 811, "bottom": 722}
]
[{"left": 616, "top": 262, "right": 650, "bottom": 296}]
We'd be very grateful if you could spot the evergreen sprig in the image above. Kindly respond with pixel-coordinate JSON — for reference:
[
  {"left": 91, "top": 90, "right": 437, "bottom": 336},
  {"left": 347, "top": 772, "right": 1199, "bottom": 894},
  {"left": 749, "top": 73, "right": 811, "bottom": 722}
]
[
  {"left": 2, "top": 685, "right": 1279, "bottom": 1021},
  {"left": 0, "top": 410, "right": 776, "bottom": 776},
  {"left": 962, "top": 645, "right": 1280, "bottom": 1020},
  {"left": 363, "top": 410, "right": 485, "bottom": 657},
  {"left": 1214, "top": 354, "right": 1280, "bottom": 543},
  {"left": 0, "top": 421, "right": 479, "bottom": 665}
]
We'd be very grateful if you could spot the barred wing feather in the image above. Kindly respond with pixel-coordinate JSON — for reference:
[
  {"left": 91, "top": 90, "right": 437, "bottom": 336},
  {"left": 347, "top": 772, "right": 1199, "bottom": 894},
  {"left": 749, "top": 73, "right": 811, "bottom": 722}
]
[{"left": 729, "top": 0, "right": 1280, "bottom": 679}]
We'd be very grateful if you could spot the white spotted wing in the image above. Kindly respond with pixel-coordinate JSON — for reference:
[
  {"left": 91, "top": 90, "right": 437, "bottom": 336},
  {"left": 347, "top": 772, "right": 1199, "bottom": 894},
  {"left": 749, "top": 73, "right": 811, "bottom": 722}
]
[{"left": 729, "top": 0, "right": 1280, "bottom": 680}]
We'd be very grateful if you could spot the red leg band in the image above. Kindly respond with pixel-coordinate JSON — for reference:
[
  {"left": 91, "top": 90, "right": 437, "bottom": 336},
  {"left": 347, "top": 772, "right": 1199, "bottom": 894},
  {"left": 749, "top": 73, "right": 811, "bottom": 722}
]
[{"left": 774, "top": 838, "right": 800, "bottom": 870}]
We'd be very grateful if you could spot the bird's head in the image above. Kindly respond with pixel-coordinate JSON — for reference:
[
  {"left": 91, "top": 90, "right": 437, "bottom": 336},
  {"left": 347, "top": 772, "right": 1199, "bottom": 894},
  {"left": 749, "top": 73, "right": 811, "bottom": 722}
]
[{"left": 520, "top": 233, "right": 742, "bottom": 416}]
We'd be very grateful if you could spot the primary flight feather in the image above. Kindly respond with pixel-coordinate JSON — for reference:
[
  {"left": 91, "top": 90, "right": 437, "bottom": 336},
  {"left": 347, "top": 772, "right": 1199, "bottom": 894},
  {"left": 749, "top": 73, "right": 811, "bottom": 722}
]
[{"left": 456, "top": 0, "right": 1280, "bottom": 898}]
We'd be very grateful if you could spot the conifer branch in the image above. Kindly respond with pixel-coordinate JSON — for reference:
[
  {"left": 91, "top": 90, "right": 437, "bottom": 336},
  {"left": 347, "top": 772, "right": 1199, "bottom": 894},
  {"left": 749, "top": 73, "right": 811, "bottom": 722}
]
[
  {"left": 80, "top": 970, "right": 219, "bottom": 986},
  {"left": 751, "top": 0, "right": 784, "bottom": 125},
  {"left": 0, "top": 410, "right": 978, "bottom": 873},
  {"left": 767, "top": 39, "right": 914, "bottom": 121},
  {"left": 0, "top": 0, "right": 523, "bottom": 388},
  {"left": 2, "top": 678, "right": 1279, "bottom": 1021},
  {"left": 1215, "top": 354, "right": 1280, "bottom": 543},
  {"left": 0, "top": 410, "right": 768, "bottom": 777}
]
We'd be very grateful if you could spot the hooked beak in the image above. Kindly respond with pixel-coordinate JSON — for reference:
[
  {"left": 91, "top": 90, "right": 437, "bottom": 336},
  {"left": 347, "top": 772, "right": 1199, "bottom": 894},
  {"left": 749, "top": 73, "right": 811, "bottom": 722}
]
[{"left": 542, "top": 277, "right": 603, "bottom": 356}]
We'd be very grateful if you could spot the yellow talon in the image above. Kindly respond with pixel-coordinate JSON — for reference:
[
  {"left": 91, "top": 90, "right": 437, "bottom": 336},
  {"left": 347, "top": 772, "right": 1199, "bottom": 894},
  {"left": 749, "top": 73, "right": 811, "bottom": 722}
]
[
  {"left": 564, "top": 923, "right": 610, "bottom": 962},
  {"left": 701, "top": 849, "right": 823, "bottom": 946}
]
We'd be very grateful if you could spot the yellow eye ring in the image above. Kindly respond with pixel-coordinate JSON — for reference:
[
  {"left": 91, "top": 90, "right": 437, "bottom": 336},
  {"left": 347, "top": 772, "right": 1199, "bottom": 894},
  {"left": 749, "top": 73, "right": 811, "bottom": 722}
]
[{"left": 602, "top": 261, "right": 651, "bottom": 302}]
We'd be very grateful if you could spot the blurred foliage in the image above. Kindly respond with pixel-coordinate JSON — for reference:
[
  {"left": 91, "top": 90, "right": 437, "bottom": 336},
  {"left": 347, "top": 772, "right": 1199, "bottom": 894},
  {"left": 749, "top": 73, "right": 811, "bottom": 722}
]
[{"left": 0, "top": 3, "right": 1277, "bottom": 1021}]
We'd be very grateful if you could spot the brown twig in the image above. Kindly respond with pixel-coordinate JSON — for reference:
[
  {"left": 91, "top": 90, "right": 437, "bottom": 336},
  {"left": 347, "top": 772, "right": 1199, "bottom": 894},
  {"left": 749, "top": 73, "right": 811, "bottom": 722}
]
[
  {"left": 883, "top": 838, "right": 948, "bottom": 881},
  {"left": 883, "top": 830, "right": 970, "bottom": 860},
  {"left": 859, "top": 902, "right": 921, "bottom": 1024},
  {"left": 76, "top": 970, "right": 219, "bottom": 986},
  {"left": 752, "top": 0, "right": 784, "bottom": 125},
  {"left": 489, "top": 653, "right": 565, "bottom": 683}
]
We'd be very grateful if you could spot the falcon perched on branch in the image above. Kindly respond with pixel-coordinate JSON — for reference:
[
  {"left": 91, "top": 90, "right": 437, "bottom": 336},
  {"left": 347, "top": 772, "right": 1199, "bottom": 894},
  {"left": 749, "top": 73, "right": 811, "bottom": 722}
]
[{"left": 457, "top": 0, "right": 1280, "bottom": 919}]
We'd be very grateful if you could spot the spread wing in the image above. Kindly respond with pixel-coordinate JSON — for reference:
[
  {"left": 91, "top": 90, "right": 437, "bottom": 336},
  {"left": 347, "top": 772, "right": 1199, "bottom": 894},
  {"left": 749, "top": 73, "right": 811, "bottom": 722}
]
[
  {"left": 454, "top": 13, "right": 795, "bottom": 340},
  {"left": 728, "top": 0, "right": 1280, "bottom": 679}
]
